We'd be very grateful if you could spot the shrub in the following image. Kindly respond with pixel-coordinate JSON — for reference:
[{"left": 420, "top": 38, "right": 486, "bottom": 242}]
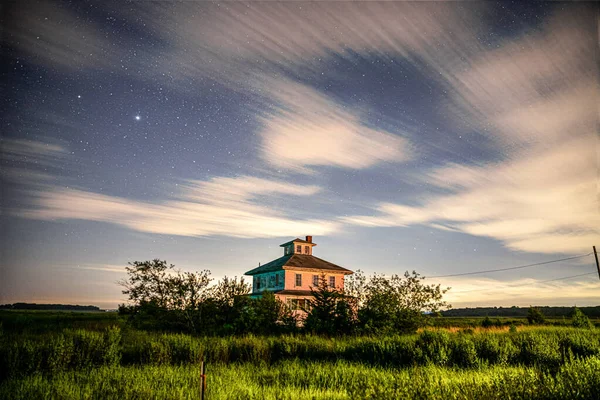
[
  {"left": 572, "top": 307, "right": 594, "bottom": 329},
  {"left": 451, "top": 336, "right": 478, "bottom": 367},
  {"left": 527, "top": 306, "right": 546, "bottom": 325},
  {"left": 417, "top": 330, "right": 451, "bottom": 365}
]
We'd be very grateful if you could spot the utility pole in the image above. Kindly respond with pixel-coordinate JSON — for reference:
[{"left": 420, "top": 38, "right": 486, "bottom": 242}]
[{"left": 594, "top": 246, "right": 600, "bottom": 281}]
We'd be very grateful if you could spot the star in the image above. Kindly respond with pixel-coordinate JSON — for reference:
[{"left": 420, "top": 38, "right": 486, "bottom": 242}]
[{"left": 135, "top": 115, "right": 141, "bottom": 121}]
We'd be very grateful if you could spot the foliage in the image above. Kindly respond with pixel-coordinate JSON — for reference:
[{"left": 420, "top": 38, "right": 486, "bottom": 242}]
[
  {"left": 304, "top": 276, "right": 355, "bottom": 335},
  {"left": 119, "top": 260, "right": 212, "bottom": 332},
  {"left": 5, "top": 314, "right": 600, "bottom": 379},
  {"left": 358, "top": 271, "right": 450, "bottom": 334},
  {"left": 118, "top": 260, "right": 299, "bottom": 335},
  {"left": 236, "top": 291, "right": 298, "bottom": 335},
  {"left": 527, "top": 306, "right": 546, "bottom": 325},
  {"left": 442, "top": 305, "right": 600, "bottom": 318},
  {"left": 118, "top": 260, "right": 453, "bottom": 335},
  {"left": 572, "top": 307, "right": 594, "bottom": 329},
  {"left": 2, "top": 346, "right": 600, "bottom": 399}
]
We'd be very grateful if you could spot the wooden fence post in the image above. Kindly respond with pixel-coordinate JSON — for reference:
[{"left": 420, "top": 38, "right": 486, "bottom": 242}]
[{"left": 200, "top": 360, "right": 206, "bottom": 400}]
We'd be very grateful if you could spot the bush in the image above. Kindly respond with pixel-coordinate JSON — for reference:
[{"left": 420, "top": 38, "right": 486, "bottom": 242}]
[
  {"left": 572, "top": 307, "right": 594, "bottom": 329},
  {"left": 417, "top": 330, "right": 451, "bottom": 365},
  {"left": 527, "top": 306, "right": 546, "bottom": 325}
]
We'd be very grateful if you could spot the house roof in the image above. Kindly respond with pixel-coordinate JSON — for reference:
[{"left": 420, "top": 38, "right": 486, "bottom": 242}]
[
  {"left": 279, "top": 238, "right": 316, "bottom": 247},
  {"left": 244, "top": 254, "right": 353, "bottom": 275},
  {"left": 273, "top": 289, "right": 353, "bottom": 298},
  {"left": 274, "top": 289, "right": 315, "bottom": 296}
]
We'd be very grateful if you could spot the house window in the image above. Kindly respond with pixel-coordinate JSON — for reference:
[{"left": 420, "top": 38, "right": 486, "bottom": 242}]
[
  {"left": 275, "top": 274, "right": 279, "bottom": 286},
  {"left": 295, "top": 273, "right": 302, "bottom": 287},
  {"left": 312, "top": 275, "right": 319, "bottom": 287},
  {"left": 329, "top": 276, "right": 336, "bottom": 288},
  {"left": 304, "top": 246, "right": 309, "bottom": 254},
  {"left": 296, "top": 245, "right": 301, "bottom": 253},
  {"left": 287, "top": 298, "right": 308, "bottom": 310},
  {"left": 256, "top": 277, "right": 261, "bottom": 290}
]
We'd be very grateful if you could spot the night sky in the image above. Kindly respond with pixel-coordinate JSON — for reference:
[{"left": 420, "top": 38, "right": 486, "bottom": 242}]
[{"left": 1, "top": 1, "right": 598, "bottom": 309}]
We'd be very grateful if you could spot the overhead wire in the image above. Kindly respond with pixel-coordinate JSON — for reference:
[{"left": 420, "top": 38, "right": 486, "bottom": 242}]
[
  {"left": 427, "top": 252, "right": 593, "bottom": 278},
  {"left": 450, "top": 272, "right": 597, "bottom": 294}
]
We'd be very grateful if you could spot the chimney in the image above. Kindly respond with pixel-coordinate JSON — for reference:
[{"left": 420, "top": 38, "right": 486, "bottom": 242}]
[{"left": 306, "top": 235, "right": 312, "bottom": 243}]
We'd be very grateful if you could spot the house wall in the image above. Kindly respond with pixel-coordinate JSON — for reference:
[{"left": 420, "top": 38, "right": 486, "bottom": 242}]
[
  {"left": 252, "top": 271, "right": 285, "bottom": 294},
  {"left": 283, "top": 270, "right": 346, "bottom": 291},
  {"left": 283, "top": 243, "right": 314, "bottom": 256}
]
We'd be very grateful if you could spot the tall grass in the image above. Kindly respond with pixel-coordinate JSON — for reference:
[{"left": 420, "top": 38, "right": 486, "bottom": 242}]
[
  {"left": 2, "top": 326, "right": 599, "bottom": 380},
  {"left": 2, "top": 357, "right": 599, "bottom": 399},
  {"left": 2, "top": 321, "right": 599, "bottom": 399}
]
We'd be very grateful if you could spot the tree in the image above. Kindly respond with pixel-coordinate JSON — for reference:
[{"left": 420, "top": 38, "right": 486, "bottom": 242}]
[
  {"left": 344, "top": 269, "right": 367, "bottom": 308},
  {"left": 206, "top": 276, "right": 251, "bottom": 334},
  {"left": 358, "top": 271, "right": 450, "bottom": 334},
  {"left": 304, "top": 275, "right": 355, "bottom": 335},
  {"left": 527, "top": 306, "right": 546, "bottom": 325},
  {"left": 119, "top": 259, "right": 211, "bottom": 332},
  {"left": 238, "top": 291, "right": 298, "bottom": 335},
  {"left": 572, "top": 307, "right": 594, "bottom": 329}
]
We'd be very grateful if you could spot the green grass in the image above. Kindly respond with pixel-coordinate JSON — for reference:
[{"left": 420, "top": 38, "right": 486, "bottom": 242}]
[
  {"left": 0, "top": 310, "right": 124, "bottom": 334},
  {"left": 2, "top": 326, "right": 600, "bottom": 378},
  {"left": 430, "top": 316, "right": 600, "bottom": 328},
  {"left": 2, "top": 358, "right": 600, "bottom": 399},
  {"left": 1, "top": 311, "right": 599, "bottom": 399}
]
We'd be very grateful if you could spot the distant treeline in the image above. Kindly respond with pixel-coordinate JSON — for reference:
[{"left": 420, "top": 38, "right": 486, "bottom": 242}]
[
  {"left": 441, "top": 306, "right": 600, "bottom": 318},
  {"left": 0, "top": 303, "right": 101, "bottom": 312}
]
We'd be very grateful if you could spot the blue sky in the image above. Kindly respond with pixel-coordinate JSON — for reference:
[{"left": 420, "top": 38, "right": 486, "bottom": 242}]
[{"left": 1, "top": 1, "right": 598, "bottom": 309}]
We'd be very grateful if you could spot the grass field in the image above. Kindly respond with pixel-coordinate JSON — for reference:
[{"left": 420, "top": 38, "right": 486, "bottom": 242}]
[{"left": 1, "top": 311, "right": 599, "bottom": 399}]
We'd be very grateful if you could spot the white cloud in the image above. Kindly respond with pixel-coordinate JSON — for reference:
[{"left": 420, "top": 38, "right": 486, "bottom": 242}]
[
  {"left": 1, "top": 138, "right": 69, "bottom": 187},
  {"left": 446, "top": 9, "right": 597, "bottom": 150},
  {"left": 138, "top": 2, "right": 481, "bottom": 88},
  {"left": 2, "top": 138, "right": 68, "bottom": 164},
  {"left": 77, "top": 265, "right": 126, "bottom": 274},
  {"left": 442, "top": 275, "right": 599, "bottom": 307},
  {"left": 258, "top": 80, "right": 410, "bottom": 172},
  {"left": 342, "top": 8, "right": 599, "bottom": 255},
  {"left": 6, "top": 1, "right": 125, "bottom": 71},
  {"left": 18, "top": 175, "right": 338, "bottom": 239},
  {"left": 344, "top": 136, "right": 599, "bottom": 254}
]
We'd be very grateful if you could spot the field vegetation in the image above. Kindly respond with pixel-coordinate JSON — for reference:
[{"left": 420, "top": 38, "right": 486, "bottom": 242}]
[
  {"left": 1, "top": 311, "right": 599, "bottom": 399},
  {"left": 1, "top": 261, "right": 598, "bottom": 399}
]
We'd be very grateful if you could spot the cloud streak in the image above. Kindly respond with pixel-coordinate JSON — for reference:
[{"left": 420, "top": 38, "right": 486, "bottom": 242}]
[
  {"left": 442, "top": 275, "right": 599, "bottom": 307},
  {"left": 18, "top": 175, "right": 339, "bottom": 239},
  {"left": 258, "top": 79, "right": 410, "bottom": 173},
  {"left": 343, "top": 8, "right": 599, "bottom": 255},
  {"left": 1, "top": 138, "right": 69, "bottom": 165},
  {"left": 6, "top": 1, "right": 127, "bottom": 72}
]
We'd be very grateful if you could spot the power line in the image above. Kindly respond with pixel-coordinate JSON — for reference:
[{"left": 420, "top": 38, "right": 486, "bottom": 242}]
[
  {"left": 451, "top": 272, "right": 597, "bottom": 294},
  {"left": 428, "top": 253, "right": 593, "bottom": 278}
]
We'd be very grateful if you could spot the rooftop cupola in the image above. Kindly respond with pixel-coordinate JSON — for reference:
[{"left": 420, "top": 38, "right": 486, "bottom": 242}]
[{"left": 280, "top": 235, "right": 317, "bottom": 256}]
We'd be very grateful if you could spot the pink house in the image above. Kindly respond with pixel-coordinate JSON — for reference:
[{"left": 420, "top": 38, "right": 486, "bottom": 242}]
[{"left": 245, "top": 236, "right": 353, "bottom": 312}]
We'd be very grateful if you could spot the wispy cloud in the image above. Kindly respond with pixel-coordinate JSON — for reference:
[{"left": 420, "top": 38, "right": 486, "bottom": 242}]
[
  {"left": 18, "top": 175, "right": 338, "bottom": 239},
  {"left": 442, "top": 275, "right": 599, "bottom": 307},
  {"left": 258, "top": 79, "right": 410, "bottom": 173},
  {"left": 137, "top": 2, "right": 481, "bottom": 88},
  {"left": 77, "top": 264, "right": 126, "bottom": 274},
  {"left": 343, "top": 8, "right": 599, "bottom": 255},
  {"left": 2, "top": 138, "right": 69, "bottom": 165},
  {"left": 6, "top": 1, "right": 126, "bottom": 72},
  {"left": 344, "top": 132, "right": 599, "bottom": 255},
  {"left": 1, "top": 138, "right": 69, "bottom": 186}
]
